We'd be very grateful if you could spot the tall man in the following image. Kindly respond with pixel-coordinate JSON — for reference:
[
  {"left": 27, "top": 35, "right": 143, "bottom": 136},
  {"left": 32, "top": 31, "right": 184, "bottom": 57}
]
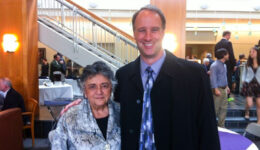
[
  {"left": 0, "top": 77, "right": 25, "bottom": 112},
  {"left": 114, "top": 5, "right": 220, "bottom": 150},
  {"left": 215, "top": 31, "right": 236, "bottom": 92},
  {"left": 210, "top": 48, "right": 230, "bottom": 127}
]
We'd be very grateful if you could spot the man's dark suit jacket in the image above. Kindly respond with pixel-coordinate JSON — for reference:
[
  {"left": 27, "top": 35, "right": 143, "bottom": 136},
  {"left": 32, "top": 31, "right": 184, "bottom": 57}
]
[
  {"left": 2, "top": 88, "right": 25, "bottom": 112},
  {"left": 215, "top": 38, "right": 236, "bottom": 71},
  {"left": 0, "top": 94, "right": 4, "bottom": 109},
  {"left": 114, "top": 50, "right": 220, "bottom": 150},
  {"left": 50, "top": 60, "right": 64, "bottom": 82}
]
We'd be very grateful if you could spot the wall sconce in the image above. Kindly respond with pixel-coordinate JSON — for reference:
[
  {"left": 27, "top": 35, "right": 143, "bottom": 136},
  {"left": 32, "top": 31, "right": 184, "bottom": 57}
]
[{"left": 2, "top": 34, "right": 19, "bottom": 52}]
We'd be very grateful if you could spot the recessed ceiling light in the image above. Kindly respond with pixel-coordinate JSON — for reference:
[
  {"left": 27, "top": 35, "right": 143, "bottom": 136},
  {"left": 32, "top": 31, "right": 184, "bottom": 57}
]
[
  {"left": 200, "top": 4, "right": 208, "bottom": 10},
  {"left": 89, "top": 1, "right": 98, "bottom": 8}
]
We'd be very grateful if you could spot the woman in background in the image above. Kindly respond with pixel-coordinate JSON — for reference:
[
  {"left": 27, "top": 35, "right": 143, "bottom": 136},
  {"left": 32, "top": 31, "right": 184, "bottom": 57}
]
[
  {"left": 49, "top": 61, "right": 120, "bottom": 150},
  {"left": 241, "top": 46, "right": 260, "bottom": 123},
  {"left": 40, "top": 58, "right": 49, "bottom": 79}
]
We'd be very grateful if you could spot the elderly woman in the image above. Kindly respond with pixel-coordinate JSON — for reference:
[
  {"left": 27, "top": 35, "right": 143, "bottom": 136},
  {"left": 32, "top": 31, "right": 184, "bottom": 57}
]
[{"left": 49, "top": 61, "right": 120, "bottom": 150}]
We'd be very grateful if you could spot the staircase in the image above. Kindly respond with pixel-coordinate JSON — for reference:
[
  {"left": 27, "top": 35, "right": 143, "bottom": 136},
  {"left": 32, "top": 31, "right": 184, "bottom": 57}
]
[
  {"left": 225, "top": 94, "right": 257, "bottom": 134},
  {"left": 37, "top": 0, "right": 139, "bottom": 72}
]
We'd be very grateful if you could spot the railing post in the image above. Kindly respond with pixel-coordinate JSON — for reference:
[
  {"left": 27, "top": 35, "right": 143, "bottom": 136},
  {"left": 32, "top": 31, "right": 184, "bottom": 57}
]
[
  {"left": 125, "top": 42, "right": 128, "bottom": 63},
  {"left": 61, "top": 0, "right": 65, "bottom": 27},
  {"left": 72, "top": 6, "right": 78, "bottom": 53},
  {"left": 92, "top": 23, "right": 97, "bottom": 48}
]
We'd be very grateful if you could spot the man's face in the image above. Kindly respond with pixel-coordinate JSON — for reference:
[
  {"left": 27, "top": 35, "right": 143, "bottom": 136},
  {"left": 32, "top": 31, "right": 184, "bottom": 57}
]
[
  {"left": 224, "top": 53, "right": 229, "bottom": 61},
  {"left": 133, "top": 10, "right": 165, "bottom": 59},
  {"left": 226, "top": 34, "right": 231, "bottom": 40},
  {"left": 56, "top": 55, "right": 60, "bottom": 61}
]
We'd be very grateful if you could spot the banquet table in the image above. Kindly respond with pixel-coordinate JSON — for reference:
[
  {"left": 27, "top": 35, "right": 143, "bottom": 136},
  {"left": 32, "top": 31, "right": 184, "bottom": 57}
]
[
  {"left": 38, "top": 78, "right": 51, "bottom": 85},
  {"left": 39, "top": 84, "right": 73, "bottom": 105},
  {"left": 219, "top": 127, "right": 258, "bottom": 150},
  {"left": 65, "top": 79, "right": 82, "bottom": 96}
]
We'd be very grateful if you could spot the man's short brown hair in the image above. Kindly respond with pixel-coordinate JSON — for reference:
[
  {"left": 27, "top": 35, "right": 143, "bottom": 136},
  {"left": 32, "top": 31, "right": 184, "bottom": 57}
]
[{"left": 222, "top": 31, "right": 231, "bottom": 37}]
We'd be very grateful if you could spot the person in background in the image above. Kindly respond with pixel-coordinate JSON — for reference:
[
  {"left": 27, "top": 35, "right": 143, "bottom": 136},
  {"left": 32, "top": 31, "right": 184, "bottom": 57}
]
[
  {"left": 0, "top": 91, "right": 4, "bottom": 110},
  {"left": 49, "top": 61, "right": 120, "bottom": 149},
  {"left": 241, "top": 46, "right": 260, "bottom": 122},
  {"left": 215, "top": 31, "right": 236, "bottom": 96},
  {"left": 57, "top": 53, "right": 66, "bottom": 75},
  {"left": 66, "top": 60, "right": 80, "bottom": 79},
  {"left": 210, "top": 48, "right": 230, "bottom": 127},
  {"left": 202, "top": 58, "right": 210, "bottom": 75},
  {"left": 206, "top": 53, "right": 214, "bottom": 70},
  {"left": 50, "top": 54, "right": 63, "bottom": 82},
  {"left": 0, "top": 77, "right": 25, "bottom": 112},
  {"left": 40, "top": 58, "right": 49, "bottom": 79},
  {"left": 237, "top": 54, "right": 246, "bottom": 66},
  {"left": 234, "top": 54, "right": 246, "bottom": 94}
]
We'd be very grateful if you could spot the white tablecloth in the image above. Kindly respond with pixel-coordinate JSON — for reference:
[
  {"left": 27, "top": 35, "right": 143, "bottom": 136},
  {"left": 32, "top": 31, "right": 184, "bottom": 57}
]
[
  {"left": 39, "top": 79, "right": 51, "bottom": 85},
  {"left": 39, "top": 84, "right": 73, "bottom": 105},
  {"left": 65, "top": 79, "right": 83, "bottom": 96}
]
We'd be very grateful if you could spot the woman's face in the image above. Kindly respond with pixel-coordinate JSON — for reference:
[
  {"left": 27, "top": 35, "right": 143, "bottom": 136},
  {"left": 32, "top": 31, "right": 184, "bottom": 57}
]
[
  {"left": 84, "top": 74, "right": 112, "bottom": 108},
  {"left": 250, "top": 48, "right": 257, "bottom": 59}
]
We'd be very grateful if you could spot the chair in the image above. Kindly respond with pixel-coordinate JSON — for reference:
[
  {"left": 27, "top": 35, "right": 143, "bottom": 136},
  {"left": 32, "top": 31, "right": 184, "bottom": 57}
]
[
  {"left": 243, "top": 123, "right": 260, "bottom": 137},
  {"left": 53, "top": 71, "right": 65, "bottom": 83},
  {"left": 22, "top": 98, "right": 38, "bottom": 147},
  {"left": 0, "top": 108, "right": 23, "bottom": 150}
]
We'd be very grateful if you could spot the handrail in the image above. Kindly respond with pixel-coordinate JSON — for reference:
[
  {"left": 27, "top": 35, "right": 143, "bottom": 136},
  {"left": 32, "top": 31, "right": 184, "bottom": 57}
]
[{"left": 66, "top": 0, "right": 135, "bottom": 42}]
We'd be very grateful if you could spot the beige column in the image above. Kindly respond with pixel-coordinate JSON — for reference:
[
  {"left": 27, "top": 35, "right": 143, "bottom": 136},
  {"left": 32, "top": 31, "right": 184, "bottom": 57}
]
[{"left": 151, "top": 0, "right": 186, "bottom": 58}]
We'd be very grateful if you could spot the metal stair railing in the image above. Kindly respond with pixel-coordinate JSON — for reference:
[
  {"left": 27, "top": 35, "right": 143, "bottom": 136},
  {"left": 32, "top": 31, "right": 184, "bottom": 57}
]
[
  {"left": 38, "top": 16, "right": 124, "bottom": 68},
  {"left": 38, "top": 0, "right": 139, "bottom": 66}
]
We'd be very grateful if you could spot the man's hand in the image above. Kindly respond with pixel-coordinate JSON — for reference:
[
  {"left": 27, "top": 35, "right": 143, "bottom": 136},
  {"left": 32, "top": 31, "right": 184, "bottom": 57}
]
[
  {"left": 226, "top": 87, "right": 230, "bottom": 94},
  {"left": 60, "top": 99, "right": 82, "bottom": 115},
  {"left": 214, "top": 88, "right": 221, "bottom": 96}
]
